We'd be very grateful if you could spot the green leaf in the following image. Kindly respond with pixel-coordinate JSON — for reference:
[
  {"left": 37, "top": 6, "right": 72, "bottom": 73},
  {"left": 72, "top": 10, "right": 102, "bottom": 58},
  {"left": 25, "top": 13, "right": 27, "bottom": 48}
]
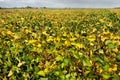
[
  {"left": 105, "top": 40, "right": 112, "bottom": 45},
  {"left": 102, "top": 73, "right": 111, "bottom": 79},
  {"left": 34, "top": 66, "right": 40, "bottom": 72},
  {"left": 37, "top": 49, "right": 42, "bottom": 54},
  {"left": 37, "top": 71, "right": 45, "bottom": 77},
  {"left": 61, "top": 63, "right": 65, "bottom": 68},
  {"left": 116, "top": 53, "right": 120, "bottom": 61},
  {"left": 103, "top": 64, "right": 110, "bottom": 71},
  {"left": 95, "top": 57, "right": 105, "bottom": 65},
  {"left": 84, "top": 71, "right": 90, "bottom": 76},
  {"left": 108, "top": 43, "right": 115, "bottom": 49},
  {"left": 64, "top": 58, "right": 70, "bottom": 64},
  {"left": 35, "top": 57, "right": 40, "bottom": 63},
  {"left": 66, "top": 74, "right": 71, "bottom": 78},
  {"left": 0, "top": 54, "right": 2, "bottom": 58},
  {"left": 111, "top": 75, "right": 120, "bottom": 80},
  {"left": 55, "top": 71, "right": 60, "bottom": 76},
  {"left": 105, "top": 40, "right": 115, "bottom": 49},
  {"left": 83, "top": 58, "right": 91, "bottom": 67},
  {"left": 40, "top": 78, "right": 48, "bottom": 80},
  {"left": 56, "top": 55, "right": 63, "bottom": 61}
]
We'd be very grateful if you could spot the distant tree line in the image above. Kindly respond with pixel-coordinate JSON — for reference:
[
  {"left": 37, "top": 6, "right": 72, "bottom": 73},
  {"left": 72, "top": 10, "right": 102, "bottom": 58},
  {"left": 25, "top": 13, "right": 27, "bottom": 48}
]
[
  {"left": 0, "top": 7, "right": 3, "bottom": 9},
  {"left": 115, "top": 7, "right": 120, "bottom": 9},
  {"left": 0, "top": 6, "right": 48, "bottom": 9}
]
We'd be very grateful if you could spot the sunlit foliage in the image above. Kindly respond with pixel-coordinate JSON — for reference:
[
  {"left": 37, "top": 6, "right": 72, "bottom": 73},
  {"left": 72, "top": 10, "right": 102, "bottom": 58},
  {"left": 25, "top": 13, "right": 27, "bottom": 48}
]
[{"left": 0, "top": 9, "right": 120, "bottom": 80}]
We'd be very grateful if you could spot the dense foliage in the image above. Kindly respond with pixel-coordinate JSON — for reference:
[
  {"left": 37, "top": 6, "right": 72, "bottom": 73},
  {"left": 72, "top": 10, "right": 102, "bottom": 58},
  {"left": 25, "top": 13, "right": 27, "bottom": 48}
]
[{"left": 0, "top": 9, "right": 120, "bottom": 80}]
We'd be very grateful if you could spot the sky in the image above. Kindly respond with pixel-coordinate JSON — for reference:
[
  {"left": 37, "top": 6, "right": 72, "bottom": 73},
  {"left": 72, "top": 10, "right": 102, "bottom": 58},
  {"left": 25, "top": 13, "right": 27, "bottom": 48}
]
[{"left": 0, "top": 0, "right": 120, "bottom": 8}]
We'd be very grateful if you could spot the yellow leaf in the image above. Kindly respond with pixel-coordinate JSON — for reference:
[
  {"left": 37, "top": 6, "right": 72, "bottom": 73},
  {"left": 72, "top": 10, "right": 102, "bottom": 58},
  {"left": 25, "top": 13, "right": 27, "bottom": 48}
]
[
  {"left": 53, "top": 38, "right": 57, "bottom": 44},
  {"left": 101, "top": 36, "right": 108, "bottom": 42},
  {"left": 44, "top": 68, "right": 49, "bottom": 73},
  {"left": 99, "top": 19, "right": 104, "bottom": 22},
  {"left": 1, "top": 20, "right": 5, "bottom": 23},
  {"left": 118, "top": 72, "right": 120, "bottom": 76},
  {"left": 75, "top": 43, "right": 84, "bottom": 49},
  {"left": 103, "top": 30, "right": 110, "bottom": 35},
  {"left": 21, "top": 17, "right": 25, "bottom": 21},
  {"left": 75, "top": 33, "right": 79, "bottom": 37},
  {"left": 100, "top": 69, "right": 103, "bottom": 73},
  {"left": 64, "top": 41, "right": 70, "bottom": 47},
  {"left": 113, "top": 36, "right": 120, "bottom": 39},
  {"left": 63, "top": 32, "right": 67, "bottom": 36},
  {"left": 42, "top": 41, "right": 46, "bottom": 44},
  {"left": 25, "top": 29, "right": 29, "bottom": 33},
  {"left": 55, "top": 55, "right": 63, "bottom": 61},
  {"left": 108, "top": 22, "right": 112, "bottom": 27},
  {"left": 70, "top": 32, "right": 73, "bottom": 37},
  {"left": 37, "top": 71, "right": 45, "bottom": 76},
  {"left": 109, "top": 64, "right": 118, "bottom": 72},
  {"left": 1, "top": 31, "right": 5, "bottom": 35},
  {"left": 42, "top": 31, "right": 47, "bottom": 35},
  {"left": 45, "top": 61, "right": 50, "bottom": 67},
  {"left": 69, "top": 38, "right": 76, "bottom": 41},
  {"left": 112, "top": 48, "right": 118, "bottom": 52},
  {"left": 90, "top": 60, "right": 93, "bottom": 64},
  {"left": 109, "top": 68, "right": 112, "bottom": 72},
  {"left": 90, "top": 42, "right": 94, "bottom": 46},
  {"left": 99, "top": 49, "right": 104, "bottom": 54},
  {"left": 3, "top": 76, "right": 7, "bottom": 80},
  {"left": 90, "top": 50, "right": 93, "bottom": 56},
  {"left": 17, "top": 61, "right": 25, "bottom": 67},
  {"left": 37, "top": 44, "right": 41, "bottom": 48},
  {"left": 47, "top": 36, "right": 53, "bottom": 42},
  {"left": 28, "top": 40, "right": 37, "bottom": 44},
  {"left": 88, "top": 36, "right": 96, "bottom": 42},
  {"left": 7, "top": 30, "right": 12, "bottom": 35},
  {"left": 92, "top": 28, "right": 97, "bottom": 32},
  {"left": 8, "top": 70, "right": 13, "bottom": 77},
  {"left": 112, "top": 64, "right": 117, "bottom": 71},
  {"left": 56, "top": 37, "right": 60, "bottom": 42}
]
